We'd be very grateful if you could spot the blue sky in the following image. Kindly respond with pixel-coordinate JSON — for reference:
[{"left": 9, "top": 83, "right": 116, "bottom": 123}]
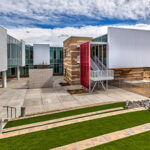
[
  {"left": 0, "top": 11, "right": 138, "bottom": 29},
  {"left": 0, "top": 0, "right": 150, "bottom": 46}
]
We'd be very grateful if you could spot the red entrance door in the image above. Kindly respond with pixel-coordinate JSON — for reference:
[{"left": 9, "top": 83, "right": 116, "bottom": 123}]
[{"left": 80, "top": 42, "right": 89, "bottom": 89}]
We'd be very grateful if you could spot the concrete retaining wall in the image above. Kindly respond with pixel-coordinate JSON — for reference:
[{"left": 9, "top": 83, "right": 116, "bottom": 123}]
[{"left": 29, "top": 69, "right": 53, "bottom": 89}]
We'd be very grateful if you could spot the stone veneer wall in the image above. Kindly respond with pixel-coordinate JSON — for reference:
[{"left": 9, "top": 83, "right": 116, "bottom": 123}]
[
  {"left": 114, "top": 68, "right": 144, "bottom": 80},
  {"left": 63, "top": 37, "right": 92, "bottom": 85},
  {"left": 125, "top": 100, "right": 150, "bottom": 109},
  {"left": 143, "top": 71, "right": 150, "bottom": 81},
  {"left": 29, "top": 69, "right": 53, "bottom": 89}
]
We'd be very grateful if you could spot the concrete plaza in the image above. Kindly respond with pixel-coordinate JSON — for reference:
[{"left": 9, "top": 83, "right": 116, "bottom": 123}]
[{"left": 0, "top": 76, "right": 148, "bottom": 118}]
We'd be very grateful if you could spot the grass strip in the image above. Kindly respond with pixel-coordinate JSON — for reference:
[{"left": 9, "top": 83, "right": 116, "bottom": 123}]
[
  {"left": 0, "top": 110, "right": 150, "bottom": 150},
  {"left": 88, "top": 130, "right": 150, "bottom": 150},
  {"left": 5, "top": 102, "right": 125, "bottom": 128},
  {"left": 4, "top": 108, "right": 124, "bottom": 133}
]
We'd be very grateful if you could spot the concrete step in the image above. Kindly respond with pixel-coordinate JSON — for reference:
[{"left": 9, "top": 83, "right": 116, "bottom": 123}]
[{"left": 10, "top": 101, "right": 122, "bottom": 121}]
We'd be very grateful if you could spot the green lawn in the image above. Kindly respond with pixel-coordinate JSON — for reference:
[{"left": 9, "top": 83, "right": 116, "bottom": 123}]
[
  {"left": 4, "top": 108, "right": 124, "bottom": 133},
  {"left": 5, "top": 102, "right": 125, "bottom": 128},
  {"left": 88, "top": 131, "right": 150, "bottom": 150},
  {"left": 1, "top": 110, "right": 150, "bottom": 150}
]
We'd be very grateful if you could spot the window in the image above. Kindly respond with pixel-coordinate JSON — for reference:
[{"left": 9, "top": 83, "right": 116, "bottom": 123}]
[
  {"left": 60, "top": 49, "right": 63, "bottom": 59},
  {"left": 7, "top": 35, "right": 22, "bottom": 68},
  {"left": 54, "top": 49, "right": 56, "bottom": 59},
  {"left": 56, "top": 49, "right": 60, "bottom": 60},
  {"left": 11, "top": 68, "right": 16, "bottom": 75},
  {"left": 54, "top": 64, "right": 59, "bottom": 73},
  {"left": 30, "top": 50, "right": 33, "bottom": 60},
  {"left": 50, "top": 48, "right": 54, "bottom": 63}
]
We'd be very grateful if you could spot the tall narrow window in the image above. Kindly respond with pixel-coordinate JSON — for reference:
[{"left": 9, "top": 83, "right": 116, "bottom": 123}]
[
  {"left": 30, "top": 50, "right": 33, "bottom": 60},
  {"left": 60, "top": 50, "right": 62, "bottom": 59},
  {"left": 57, "top": 64, "right": 59, "bottom": 73},
  {"left": 54, "top": 64, "right": 59, "bottom": 73},
  {"left": 11, "top": 68, "right": 16, "bottom": 75},
  {"left": 54, "top": 49, "right": 56, "bottom": 59}
]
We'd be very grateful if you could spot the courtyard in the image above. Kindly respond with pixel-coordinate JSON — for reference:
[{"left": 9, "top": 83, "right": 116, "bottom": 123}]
[
  {"left": 0, "top": 76, "right": 148, "bottom": 119},
  {"left": 0, "top": 77, "right": 150, "bottom": 150}
]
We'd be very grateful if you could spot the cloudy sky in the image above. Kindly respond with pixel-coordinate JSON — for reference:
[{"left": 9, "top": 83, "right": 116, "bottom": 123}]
[{"left": 1, "top": 0, "right": 150, "bottom": 46}]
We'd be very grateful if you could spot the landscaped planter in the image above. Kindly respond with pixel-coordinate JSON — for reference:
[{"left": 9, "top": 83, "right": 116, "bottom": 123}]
[
  {"left": 59, "top": 82, "right": 70, "bottom": 86},
  {"left": 67, "top": 89, "right": 88, "bottom": 95}
]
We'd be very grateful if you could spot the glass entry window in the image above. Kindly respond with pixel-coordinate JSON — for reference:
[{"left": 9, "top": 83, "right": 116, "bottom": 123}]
[
  {"left": 54, "top": 64, "right": 59, "bottom": 73},
  {"left": 50, "top": 47, "right": 63, "bottom": 74},
  {"left": 7, "top": 35, "right": 22, "bottom": 68},
  {"left": 91, "top": 44, "right": 107, "bottom": 67}
]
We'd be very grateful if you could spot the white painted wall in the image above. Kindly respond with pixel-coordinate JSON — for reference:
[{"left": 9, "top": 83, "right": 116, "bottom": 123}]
[
  {"left": 21, "top": 40, "right": 25, "bottom": 67},
  {"left": 108, "top": 27, "right": 150, "bottom": 69},
  {"left": 0, "top": 26, "right": 7, "bottom": 72},
  {"left": 33, "top": 44, "right": 50, "bottom": 65}
]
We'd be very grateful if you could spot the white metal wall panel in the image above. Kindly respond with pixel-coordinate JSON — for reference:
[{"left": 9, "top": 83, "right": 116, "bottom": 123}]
[
  {"left": 21, "top": 40, "right": 25, "bottom": 67},
  {"left": 33, "top": 44, "right": 50, "bottom": 65},
  {"left": 0, "top": 26, "right": 7, "bottom": 72},
  {"left": 108, "top": 27, "right": 150, "bottom": 68}
]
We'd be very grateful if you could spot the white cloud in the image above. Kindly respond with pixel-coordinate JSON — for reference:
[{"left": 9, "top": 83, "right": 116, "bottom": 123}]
[
  {"left": 7, "top": 24, "right": 150, "bottom": 46},
  {"left": 1, "top": 1, "right": 150, "bottom": 46},
  {"left": 0, "top": 0, "right": 150, "bottom": 26},
  {"left": 7, "top": 26, "right": 107, "bottom": 46}
]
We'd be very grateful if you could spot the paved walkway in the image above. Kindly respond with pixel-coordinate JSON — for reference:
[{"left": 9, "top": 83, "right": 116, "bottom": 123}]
[
  {"left": 52, "top": 123, "right": 150, "bottom": 150},
  {"left": 0, "top": 79, "right": 27, "bottom": 119},
  {"left": 4, "top": 107, "right": 123, "bottom": 132},
  {"left": 11, "top": 101, "right": 121, "bottom": 120},
  {"left": 0, "top": 107, "right": 144, "bottom": 139},
  {"left": 0, "top": 77, "right": 148, "bottom": 118}
]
